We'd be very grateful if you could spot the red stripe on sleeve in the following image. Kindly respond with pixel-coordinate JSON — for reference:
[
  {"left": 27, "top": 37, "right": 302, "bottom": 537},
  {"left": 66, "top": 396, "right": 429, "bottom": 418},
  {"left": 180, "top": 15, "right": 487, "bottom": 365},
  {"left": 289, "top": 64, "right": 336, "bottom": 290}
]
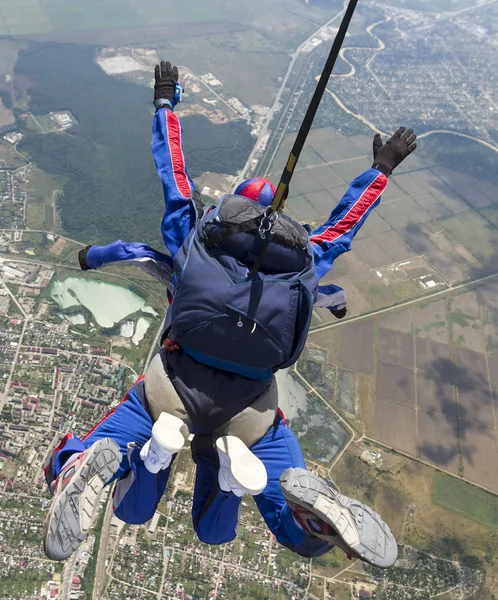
[
  {"left": 310, "top": 174, "right": 387, "bottom": 245},
  {"left": 53, "top": 432, "right": 74, "bottom": 453},
  {"left": 165, "top": 111, "right": 192, "bottom": 198}
]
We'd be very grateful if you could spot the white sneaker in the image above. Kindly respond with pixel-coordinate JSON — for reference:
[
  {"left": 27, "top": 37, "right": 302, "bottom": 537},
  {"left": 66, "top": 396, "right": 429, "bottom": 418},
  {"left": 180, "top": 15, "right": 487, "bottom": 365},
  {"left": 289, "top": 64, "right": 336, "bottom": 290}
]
[
  {"left": 216, "top": 436, "right": 267, "bottom": 497},
  {"left": 140, "top": 412, "right": 186, "bottom": 473}
]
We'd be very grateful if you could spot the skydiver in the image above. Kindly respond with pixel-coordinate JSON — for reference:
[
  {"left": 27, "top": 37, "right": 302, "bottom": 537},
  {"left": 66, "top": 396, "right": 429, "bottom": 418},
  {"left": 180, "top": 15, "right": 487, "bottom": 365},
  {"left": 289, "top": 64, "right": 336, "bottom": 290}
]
[{"left": 43, "top": 62, "right": 416, "bottom": 567}]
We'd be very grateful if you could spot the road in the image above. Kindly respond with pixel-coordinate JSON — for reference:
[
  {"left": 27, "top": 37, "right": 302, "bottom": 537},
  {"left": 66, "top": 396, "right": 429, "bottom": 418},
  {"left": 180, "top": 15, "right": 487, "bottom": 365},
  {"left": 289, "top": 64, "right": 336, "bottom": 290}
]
[
  {"left": 239, "top": 2, "right": 348, "bottom": 181},
  {"left": 310, "top": 269, "right": 498, "bottom": 334},
  {"left": 0, "top": 293, "right": 27, "bottom": 414},
  {"left": 62, "top": 554, "right": 78, "bottom": 600},
  {"left": 93, "top": 491, "right": 115, "bottom": 600}
]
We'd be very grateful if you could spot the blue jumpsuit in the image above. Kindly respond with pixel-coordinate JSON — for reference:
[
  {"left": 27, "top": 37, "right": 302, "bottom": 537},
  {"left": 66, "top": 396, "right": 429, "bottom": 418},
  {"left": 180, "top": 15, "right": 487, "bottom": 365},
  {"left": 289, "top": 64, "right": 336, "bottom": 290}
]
[{"left": 46, "top": 107, "right": 388, "bottom": 557}]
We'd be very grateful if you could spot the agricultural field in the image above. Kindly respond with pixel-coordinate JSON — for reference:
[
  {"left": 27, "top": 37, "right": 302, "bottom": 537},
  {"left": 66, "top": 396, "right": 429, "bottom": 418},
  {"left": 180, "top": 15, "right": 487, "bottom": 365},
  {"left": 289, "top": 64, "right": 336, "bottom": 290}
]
[
  {"left": 305, "top": 279, "right": 498, "bottom": 493},
  {"left": 433, "top": 473, "right": 498, "bottom": 528},
  {"left": 24, "top": 167, "right": 66, "bottom": 232},
  {"left": 330, "top": 443, "right": 494, "bottom": 597},
  {"left": 159, "top": 31, "right": 292, "bottom": 109},
  {"left": 0, "top": 0, "right": 336, "bottom": 45},
  {"left": 268, "top": 127, "right": 498, "bottom": 323}
]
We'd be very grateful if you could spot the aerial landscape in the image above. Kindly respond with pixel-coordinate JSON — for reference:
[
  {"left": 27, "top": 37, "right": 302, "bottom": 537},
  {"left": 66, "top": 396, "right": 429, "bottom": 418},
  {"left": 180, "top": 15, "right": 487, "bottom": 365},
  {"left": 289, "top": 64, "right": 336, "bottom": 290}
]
[{"left": 0, "top": 0, "right": 497, "bottom": 598}]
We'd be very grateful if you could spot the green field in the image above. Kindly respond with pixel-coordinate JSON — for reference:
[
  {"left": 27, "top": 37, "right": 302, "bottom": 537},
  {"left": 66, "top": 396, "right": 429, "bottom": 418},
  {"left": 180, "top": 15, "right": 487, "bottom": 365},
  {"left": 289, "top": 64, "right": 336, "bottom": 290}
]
[
  {"left": 45, "top": 0, "right": 144, "bottom": 32},
  {"left": 0, "top": 0, "right": 336, "bottom": 40},
  {"left": 440, "top": 211, "right": 496, "bottom": 265},
  {"left": 0, "top": 0, "right": 222, "bottom": 36},
  {"left": 0, "top": 0, "right": 289, "bottom": 36},
  {"left": 26, "top": 203, "right": 53, "bottom": 230},
  {"left": 433, "top": 473, "right": 498, "bottom": 528},
  {"left": 163, "top": 31, "right": 290, "bottom": 107}
]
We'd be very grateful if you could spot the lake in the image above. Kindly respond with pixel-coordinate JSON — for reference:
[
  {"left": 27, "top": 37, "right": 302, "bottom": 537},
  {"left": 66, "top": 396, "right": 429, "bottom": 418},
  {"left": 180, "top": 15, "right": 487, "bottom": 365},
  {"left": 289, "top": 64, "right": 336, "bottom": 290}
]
[{"left": 51, "top": 277, "right": 158, "bottom": 329}]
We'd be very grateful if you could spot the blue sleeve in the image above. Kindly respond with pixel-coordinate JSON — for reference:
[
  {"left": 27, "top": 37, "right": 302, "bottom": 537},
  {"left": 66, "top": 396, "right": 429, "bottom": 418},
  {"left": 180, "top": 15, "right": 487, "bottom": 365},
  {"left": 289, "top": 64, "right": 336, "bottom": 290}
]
[
  {"left": 310, "top": 169, "right": 388, "bottom": 280},
  {"left": 85, "top": 241, "right": 174, "bottom": 295},
  {"left": 86, "top": 240, "right": 172, "bottom": 269},
  {"left": 152, "top": 108, "right": 196, "bottom": 257}
]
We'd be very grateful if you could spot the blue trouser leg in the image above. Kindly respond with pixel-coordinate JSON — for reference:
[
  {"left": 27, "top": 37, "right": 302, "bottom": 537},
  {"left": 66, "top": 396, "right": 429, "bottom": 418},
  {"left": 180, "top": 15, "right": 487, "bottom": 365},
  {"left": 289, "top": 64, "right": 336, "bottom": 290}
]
[
  {"left": 113, "top": 445, "right": 172, "bottom": 524},
  {"left": 251, "top": 418, "right": 333, "bottom": 558},
  {"left": 82, "top": 381, "right": 153, "bottom": 482},
  {"left": 192, "top": 442, "right": 241, "bottom": 545},
  {"left": 190, "top": 419, "right": 332, "bottom": 557},
  {"left": 46, "top": 380, "right": 169, "bottom": 525},
  {"left": 46, "top": 380, "right": 153, "bottom": 487}
]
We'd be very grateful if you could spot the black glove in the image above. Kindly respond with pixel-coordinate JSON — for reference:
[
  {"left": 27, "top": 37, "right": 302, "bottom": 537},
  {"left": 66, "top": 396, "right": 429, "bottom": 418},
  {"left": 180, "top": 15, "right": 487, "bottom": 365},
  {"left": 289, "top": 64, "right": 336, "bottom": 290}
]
[
  {"left": 78, "top": 246, "right": 92, "bottom": 271},
  {"left": 330, "top": 306, "right": 347, "bottom": 319},
  {"left": 372, "top": 127, "right": 417, "bottom": 176},
  {"left": 154, "top": 61, "right": 179, "bottom": 109}
]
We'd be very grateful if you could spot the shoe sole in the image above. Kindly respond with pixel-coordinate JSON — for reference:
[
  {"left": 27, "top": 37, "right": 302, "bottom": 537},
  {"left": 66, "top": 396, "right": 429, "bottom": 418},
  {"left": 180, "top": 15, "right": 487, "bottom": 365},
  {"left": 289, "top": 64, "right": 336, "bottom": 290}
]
[
  {"left": 280, "top": 468, "right": 397, "bottom": 568},
  {"left": 43, "top": 438, "right": 122, "bottom": 561},
  {"left": 216, "top": 436, "right": 267, "bottom": 495}
]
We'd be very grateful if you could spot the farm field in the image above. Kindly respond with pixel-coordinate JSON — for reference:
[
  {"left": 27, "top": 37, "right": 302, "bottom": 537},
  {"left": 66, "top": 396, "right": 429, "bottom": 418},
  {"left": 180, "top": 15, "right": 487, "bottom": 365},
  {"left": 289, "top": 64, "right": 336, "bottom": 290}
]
[
  {"left": 303, "top": 279, "right": 498, "bottom": 493},
  {"left": 433, "top": 472, "right": 498, "bottom": 528},
  {"left": 268, "top": 127, "right": 498, "bottom": 323},
  {"left": 329, "top": 443, "right": 498, "bottom": 598},
  {"left": 0, "top": 0, "right": 335, "bottom": 45}
]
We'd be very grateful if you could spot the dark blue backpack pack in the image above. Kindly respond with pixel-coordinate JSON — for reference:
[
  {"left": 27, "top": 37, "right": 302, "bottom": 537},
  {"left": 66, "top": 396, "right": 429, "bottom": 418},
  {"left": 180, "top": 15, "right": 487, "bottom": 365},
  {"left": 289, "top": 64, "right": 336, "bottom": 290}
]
[{"left": 169, "top": 194, "right": 319, "bottom": 380}]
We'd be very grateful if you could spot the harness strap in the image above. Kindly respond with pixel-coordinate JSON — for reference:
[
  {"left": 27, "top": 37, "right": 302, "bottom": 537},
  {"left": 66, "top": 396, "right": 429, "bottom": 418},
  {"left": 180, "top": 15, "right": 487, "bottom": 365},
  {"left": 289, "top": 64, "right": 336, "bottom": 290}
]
[{"left": 190, "top": 189, "right": 205, "bottom": 222}]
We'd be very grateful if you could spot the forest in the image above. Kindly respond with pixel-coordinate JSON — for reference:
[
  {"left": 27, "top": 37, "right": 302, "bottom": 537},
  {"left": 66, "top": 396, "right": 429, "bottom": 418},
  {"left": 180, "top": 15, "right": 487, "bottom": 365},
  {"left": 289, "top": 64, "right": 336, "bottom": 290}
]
[{"left": 16, "top": 43, "right": 254, "bottom": 246}]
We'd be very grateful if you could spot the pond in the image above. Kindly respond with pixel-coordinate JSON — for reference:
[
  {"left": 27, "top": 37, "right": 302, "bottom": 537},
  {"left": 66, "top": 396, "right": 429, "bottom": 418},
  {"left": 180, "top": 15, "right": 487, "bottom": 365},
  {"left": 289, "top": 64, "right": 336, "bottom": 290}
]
[{"left": 51, "top": 277, "right": 158, "bottom": 329}]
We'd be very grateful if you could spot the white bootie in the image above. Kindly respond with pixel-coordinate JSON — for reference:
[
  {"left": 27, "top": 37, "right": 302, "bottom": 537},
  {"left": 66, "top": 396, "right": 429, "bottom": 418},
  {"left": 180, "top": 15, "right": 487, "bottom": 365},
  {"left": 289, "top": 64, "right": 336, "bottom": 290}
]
[
  {"left": 216, "top": 435, "right": 267, "bottom": 497},
  {"left": 140, "top": 412, "right": 186, "bottom": 473}
]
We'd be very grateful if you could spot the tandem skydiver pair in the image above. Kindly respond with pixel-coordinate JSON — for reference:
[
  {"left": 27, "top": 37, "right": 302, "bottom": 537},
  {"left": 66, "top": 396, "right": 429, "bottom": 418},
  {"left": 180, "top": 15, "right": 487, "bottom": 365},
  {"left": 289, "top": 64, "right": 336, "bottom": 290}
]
[{"left": 43, "top": 60, "right": 416, "bottom": 568}]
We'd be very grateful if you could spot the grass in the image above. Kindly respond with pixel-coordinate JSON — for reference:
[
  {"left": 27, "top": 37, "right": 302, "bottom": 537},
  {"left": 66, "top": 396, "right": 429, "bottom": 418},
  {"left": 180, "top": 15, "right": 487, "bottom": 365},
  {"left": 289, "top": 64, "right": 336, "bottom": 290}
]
[
  {"left": 333, "top": 446, "right": 495, "bottom": 566},
  {"left": 27, "top": 167, "right": 66, "bottom": 203},
  {"left": 439, "top": 211, "right": 496, "bottom": 266},
  {"left": 449, "top": 310, "right": 476, "bottom": 328},
  {"left": 26, "top": 203, "right": 53, "bottom": 230},
  {"left": 480, "top": 206, "right": 498, "bottom": 228},
  {"left": 1, "top": 0, "right": 223, "bottom": 37},
  {"left": 433, "top": 472, "right": 498, "bottom": 529},
  {"left": 44, "top": 0, "right": 146, "bottom": 32},
  {"left": 312, "top": 547, "right": 347, "bottom": 576},
  {"left": 0, "top": 141, "right": 28, "bottom": 169},
  {"left": 25, "top": 167, "right": 67, "bottom": 232},
  {"left": 161, "top": 31, "right": 290, "bottom": 107}
]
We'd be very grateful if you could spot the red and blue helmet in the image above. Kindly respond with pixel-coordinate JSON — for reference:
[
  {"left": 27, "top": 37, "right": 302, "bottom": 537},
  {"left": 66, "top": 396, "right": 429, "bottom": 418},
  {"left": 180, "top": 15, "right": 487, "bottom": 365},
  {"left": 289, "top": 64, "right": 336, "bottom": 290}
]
[{"left": 234, "top": 177, "right": 276, "bottom": 208}]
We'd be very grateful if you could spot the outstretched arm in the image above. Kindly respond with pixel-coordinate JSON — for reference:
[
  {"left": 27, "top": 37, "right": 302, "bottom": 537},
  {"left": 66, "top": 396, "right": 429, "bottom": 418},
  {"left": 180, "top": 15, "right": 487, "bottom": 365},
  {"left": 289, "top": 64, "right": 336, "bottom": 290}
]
[
  {"left": 310, "top": 168, "right": 387, "bottom": 280},
  {"left": 310, "top": 127, "right": 417, "bottom": 280},
  {"left": 152, "top": 61, "right": 196, "bottom": 258},
  {"left": 79, "top": 241, "right": 175, "bottom": 295}
]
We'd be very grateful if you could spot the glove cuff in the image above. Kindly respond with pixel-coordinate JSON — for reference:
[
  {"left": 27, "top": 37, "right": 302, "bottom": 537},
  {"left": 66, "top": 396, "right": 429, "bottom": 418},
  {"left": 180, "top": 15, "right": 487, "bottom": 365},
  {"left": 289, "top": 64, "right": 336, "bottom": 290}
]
[
  {"left": 78, "top": 246, "right": 93, "bottom": 271},
  {"left": 153, "top": 98, "right": 174, "bottom": 111},
  {"left": 372, "top": 162, "right": 392, "bottom": 177}
]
